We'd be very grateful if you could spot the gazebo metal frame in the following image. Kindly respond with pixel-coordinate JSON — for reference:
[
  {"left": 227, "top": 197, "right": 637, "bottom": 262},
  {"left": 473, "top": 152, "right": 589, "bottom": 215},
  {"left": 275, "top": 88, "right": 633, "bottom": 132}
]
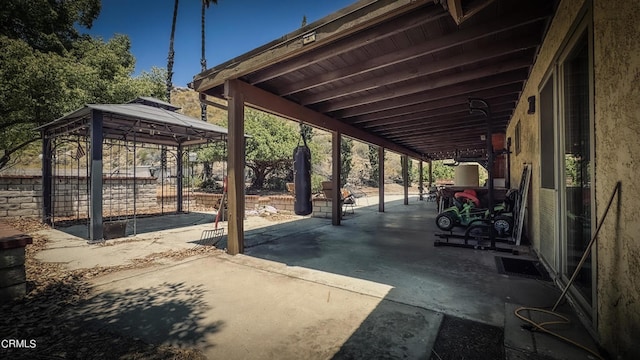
[{"left": 38, "top": 97, "right": 229, "bottom": 242}]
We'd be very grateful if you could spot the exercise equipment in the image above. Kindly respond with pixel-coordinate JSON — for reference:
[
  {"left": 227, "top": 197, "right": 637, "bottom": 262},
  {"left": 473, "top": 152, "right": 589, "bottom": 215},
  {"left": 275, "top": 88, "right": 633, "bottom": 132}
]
[{"left": 293, "top": 124, "right": 313, "bottom": 216}]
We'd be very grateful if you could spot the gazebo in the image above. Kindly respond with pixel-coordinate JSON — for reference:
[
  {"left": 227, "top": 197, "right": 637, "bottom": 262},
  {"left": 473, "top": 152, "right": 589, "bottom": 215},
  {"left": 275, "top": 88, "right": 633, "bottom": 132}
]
[{"left": 38, "top": 97, "right": 229, "bottom": 241}]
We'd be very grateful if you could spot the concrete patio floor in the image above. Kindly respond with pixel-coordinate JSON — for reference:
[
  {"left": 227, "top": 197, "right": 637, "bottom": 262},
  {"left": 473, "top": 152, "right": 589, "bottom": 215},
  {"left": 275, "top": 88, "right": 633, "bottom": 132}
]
[{"left": 33, "top": 194, "right": 601, "bottom": 359}]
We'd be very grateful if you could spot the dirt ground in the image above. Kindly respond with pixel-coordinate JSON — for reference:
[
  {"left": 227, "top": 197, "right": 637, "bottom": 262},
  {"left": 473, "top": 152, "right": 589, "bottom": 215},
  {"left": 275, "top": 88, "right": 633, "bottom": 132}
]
[{"left": 1, "top": 218, "right": 216, "bottom": 359}]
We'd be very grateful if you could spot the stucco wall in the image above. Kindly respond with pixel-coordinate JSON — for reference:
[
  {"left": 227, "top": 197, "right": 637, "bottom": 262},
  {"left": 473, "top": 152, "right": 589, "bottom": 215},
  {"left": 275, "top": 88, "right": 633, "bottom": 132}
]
[
  {"left": 506, "top": 0, "right": 587, "bottom": 255},
  {"left": 506, "top": 0, "right": 640, "bottom": 357},
  {"left": 592, "top": 0, "right": 640, "bottom": 357}
]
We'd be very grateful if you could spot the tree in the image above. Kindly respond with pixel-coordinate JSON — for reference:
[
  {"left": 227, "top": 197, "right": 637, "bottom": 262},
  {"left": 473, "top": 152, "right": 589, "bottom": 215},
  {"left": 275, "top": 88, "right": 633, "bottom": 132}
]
[
  {"left": 166, "top": 0, "right": 179, "bottom": 102},
  {"left": 199, "top": 0, "right": 219, "bottom": 121},
  {"left": 430, "top": 160, "right": 456, "bottom": 183},
  {"left": 367, "top": 145, "right": 380, "bottom": 187},
  {"left": 0, "top": 0, "right": 101, "bottom": 54},
  {"left": 0, "top": 32, "right": 166, "bottom": 169},
  {"left": 166, "top": 0, "right": 218, "bottom": 103},
  {"left": 195, "top": 110, "right": 320, "bottom": 189},
  {"left": 340, "top": 137, "right": 353, "bottom": 187}
]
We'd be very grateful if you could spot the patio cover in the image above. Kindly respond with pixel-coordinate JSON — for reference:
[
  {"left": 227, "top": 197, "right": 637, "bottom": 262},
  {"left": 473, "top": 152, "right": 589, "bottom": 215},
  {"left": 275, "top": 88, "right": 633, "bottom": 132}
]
[
  {"left": 190, "top": 0, "right": 557, "bottom": 254},
  {"left": 191, "top": 0, "right": 555, "bottom": 160}
]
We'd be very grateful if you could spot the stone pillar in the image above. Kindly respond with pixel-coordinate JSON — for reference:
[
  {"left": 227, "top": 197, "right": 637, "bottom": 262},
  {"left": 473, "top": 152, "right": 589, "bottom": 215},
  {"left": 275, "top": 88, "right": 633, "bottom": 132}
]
[{"left": 0, "top": 222, "right": 33, "bottom": 302}]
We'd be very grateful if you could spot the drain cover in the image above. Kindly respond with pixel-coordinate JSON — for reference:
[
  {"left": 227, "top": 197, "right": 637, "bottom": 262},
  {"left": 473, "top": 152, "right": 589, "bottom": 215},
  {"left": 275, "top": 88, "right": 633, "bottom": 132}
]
[{"left": 495, "top": 256, "right": 551, "bottom": 281}]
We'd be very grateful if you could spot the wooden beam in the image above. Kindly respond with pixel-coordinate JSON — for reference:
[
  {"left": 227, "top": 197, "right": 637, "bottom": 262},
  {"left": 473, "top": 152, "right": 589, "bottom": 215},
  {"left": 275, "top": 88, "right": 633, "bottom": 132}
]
[
  {"left": 200, "top": 97, "right": 229, "bottom": 111},
  {"left": 224, "top": 80, "right": 246, "bottom": 255},
  {"left": 402, "top": 155, "right": 409, "bottom": 205},
  {"left": 252, "top": 5, "right": 447, "bottom": 85},
  {"left": 227, "top": 79, "right": 422, "bottom": 159},
  {"left": 428, "top": 160, "right": 433, "bottom": 188},
  {"left": 365, "top": 105, "right": 513, "bottom": 131},
  {"left": 373, "top": 110, "right": 512, "bottom": 134},
  {"left": 337, "top": 82, "right": 523, "bottom": 119},
  {"left": 192, "top": 0, "right": 433, "bottom": 93},
  {"left": 281, "top": 7, "right": 547, "bottom": 97},
  {"left": 314, "top": 63, "right": 530, "bottom": 113},
  {"left": 332, "top": 131, "right": 341, "bottom": 225},
  {"left": 419, "top": 160, "right": 424, "bottom": 200},
  {"left": 362, "top": 112, "right": 509, "bottom": 136},
  {"left": 447, "top": 0, "right": 497, "bottom": 25},
  {"left": 378, "top": 146, "right": 385, "bottom": 213},
  {"left": 381, "top": 115, "right": 511, "bottom": 138},
  {"left": 347, "top": 92, "right": 517, "bottom": 124},
  {"left": 296, "top": 40, "right": 538, "bottom": 104},
  {"left": 446, "top": 0, "right": 464, "bottom": 24}
]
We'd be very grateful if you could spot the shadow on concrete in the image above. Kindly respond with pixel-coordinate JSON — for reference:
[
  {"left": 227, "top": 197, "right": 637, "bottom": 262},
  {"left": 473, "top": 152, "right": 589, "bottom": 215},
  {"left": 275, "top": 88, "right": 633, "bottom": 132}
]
[
  {"left": 2, "top": 269, "right": 220, "bottom": 359},
  {"left": 240, "top": 196, "right": 564, "bottom": 358},
  {"left": 70, "top": 281, "right": 223, "bottom": 350},
  {"left": 54, "top": 212, "right": 215, "bottom": 240},
  {"left": 331, "top": 299, "right": 443, "bottom": 359}
]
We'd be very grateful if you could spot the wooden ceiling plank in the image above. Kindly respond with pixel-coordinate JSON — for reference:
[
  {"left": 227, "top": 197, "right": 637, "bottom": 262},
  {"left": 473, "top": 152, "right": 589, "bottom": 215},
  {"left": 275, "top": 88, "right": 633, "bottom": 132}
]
[
  {"left": 337, "top": 82, "right": 522, "bottom": 118},
  {"left": 251, "top": 5, "right": 447, "bottom": 85},
  {"left": 192, "top": 0, "right": 437, "bottom": 93},
  {"left": 297, "top": 39, "right": 537, "bottom": 105},
  {"left": 281, "top": 8, "right": 547, "bottom": 97},
  {"left": 374, "top": 112, "right": 511, "bottom": 135},
  {"left": 315, "top": 61, "right": 529, "bottom": 113},
  {"left": 382, "top": 116, "right": 510, "bottom": 138},
  {"left": 349, "top": 92, "right": 516, "bottom": 124}
]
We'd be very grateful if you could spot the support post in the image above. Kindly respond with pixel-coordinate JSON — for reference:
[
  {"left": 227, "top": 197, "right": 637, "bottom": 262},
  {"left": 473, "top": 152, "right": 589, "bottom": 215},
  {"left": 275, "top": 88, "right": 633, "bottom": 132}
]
[
  {"left": 429, "top": 160, "right": 433, "bottom": 189},
  {"left": 89, "top": 110, "right": 104, "bottom": 242},
  {"left": 176, "top": 144, "right": 183, "bottom": 213},
  {"left": 378, "top": 146, "right": 384, "bottom": 212},
  {"left": 486, "top": 110, "right": 495, "bottom": 248},
  {"left": 402, "top": 155, "right": 409, "bottom": 205},
  {"left": 41, "top": 133, "right": 52, "bottom": 225},
  {"left": 224, "top": 80, "right": 246, "bottom": 255},
  {"left": 418, "top": 160, "right": 424, "bottom": 201},
  {"left": 332, "top": 131, "right": 341, "bottom": 225},
  {"left": 506, "top": 137, "right": 512, "bottom": 189}
]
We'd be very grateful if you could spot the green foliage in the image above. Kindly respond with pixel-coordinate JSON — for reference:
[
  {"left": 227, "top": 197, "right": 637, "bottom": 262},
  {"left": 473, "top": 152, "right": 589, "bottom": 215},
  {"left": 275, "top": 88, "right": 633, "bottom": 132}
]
[
  {"left": 0, "top": 0, "right": 101, "bottom": 54},
  {"left": 340, "top": 137, "right": 353, "bottom": 187},
  {"left": 430, "top": 160, "right": 456, "bottom": 183},
  {"left": 367, "top": 145, "right": 380, "bottom": 187},
  {"left": 215, "top": 109, "right": 299, "bottom": 188},
  {"left": 311, "top": 173, "right": 324, "bottom": 193},
  {"left": 0, "top": 28, "right": 166, "bottom": 169}
]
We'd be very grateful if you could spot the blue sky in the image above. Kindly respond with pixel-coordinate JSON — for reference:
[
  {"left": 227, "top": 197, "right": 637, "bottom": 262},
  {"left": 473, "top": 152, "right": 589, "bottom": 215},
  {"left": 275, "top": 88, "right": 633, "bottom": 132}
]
[{"left": 85, "top": 0, "right": 355, "bottom": 87}]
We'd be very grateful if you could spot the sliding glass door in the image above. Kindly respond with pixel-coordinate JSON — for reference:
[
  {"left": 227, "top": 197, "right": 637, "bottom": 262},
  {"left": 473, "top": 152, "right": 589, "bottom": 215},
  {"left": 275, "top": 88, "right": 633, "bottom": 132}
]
[{"left": 559, "top": 29, "right": 594, "bottom": 312}]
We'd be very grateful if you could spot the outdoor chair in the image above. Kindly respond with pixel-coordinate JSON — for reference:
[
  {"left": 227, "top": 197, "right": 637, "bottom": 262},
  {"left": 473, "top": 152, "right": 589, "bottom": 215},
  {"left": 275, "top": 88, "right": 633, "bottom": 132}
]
[{"left": 321, "top": 181, "right": 357, "bottom": 215}]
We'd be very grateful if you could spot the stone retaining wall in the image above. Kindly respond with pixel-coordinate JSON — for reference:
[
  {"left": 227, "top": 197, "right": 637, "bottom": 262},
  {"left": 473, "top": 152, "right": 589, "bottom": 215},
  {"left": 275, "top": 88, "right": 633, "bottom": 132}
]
[
  {"left": 311, "top": 198, "right": 333, "bottom": 218},
  {"left": 1, "top": 176, "right": 320, "bottom": 218},
  {"left": 0, "top": 175, "right": 157, "bottom": 218},
  {"left": 193, "top": 193, "right": 293, "bottom": 212}
]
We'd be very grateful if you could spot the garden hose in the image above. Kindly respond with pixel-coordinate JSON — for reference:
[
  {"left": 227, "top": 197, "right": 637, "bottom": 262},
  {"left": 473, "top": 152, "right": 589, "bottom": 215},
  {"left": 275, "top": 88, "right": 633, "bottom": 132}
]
[{"left": 513, "top": 181, "right": 620, "bottom": 360}]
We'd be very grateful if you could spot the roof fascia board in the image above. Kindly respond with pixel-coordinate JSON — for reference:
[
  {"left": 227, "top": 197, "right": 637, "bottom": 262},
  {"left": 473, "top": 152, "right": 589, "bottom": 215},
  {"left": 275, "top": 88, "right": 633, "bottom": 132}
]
[
  {"left": 224, "top": 79, "right": 422, "bottom": 159},
  {"left": 192, "top": 0, "right": 430, "bottom": 93}
]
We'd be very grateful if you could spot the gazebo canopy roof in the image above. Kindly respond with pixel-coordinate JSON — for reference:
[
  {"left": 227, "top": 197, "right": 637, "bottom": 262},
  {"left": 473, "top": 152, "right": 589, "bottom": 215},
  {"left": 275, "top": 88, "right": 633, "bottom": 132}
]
[{"left": 40, "top": 97, "right": 229, "bottom": 146}]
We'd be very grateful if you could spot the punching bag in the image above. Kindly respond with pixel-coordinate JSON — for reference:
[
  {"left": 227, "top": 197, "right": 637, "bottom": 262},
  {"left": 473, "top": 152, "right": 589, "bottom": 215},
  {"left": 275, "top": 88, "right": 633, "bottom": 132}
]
[{"left": 293, "top": 143, "right": 312, "bottom": 215}]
